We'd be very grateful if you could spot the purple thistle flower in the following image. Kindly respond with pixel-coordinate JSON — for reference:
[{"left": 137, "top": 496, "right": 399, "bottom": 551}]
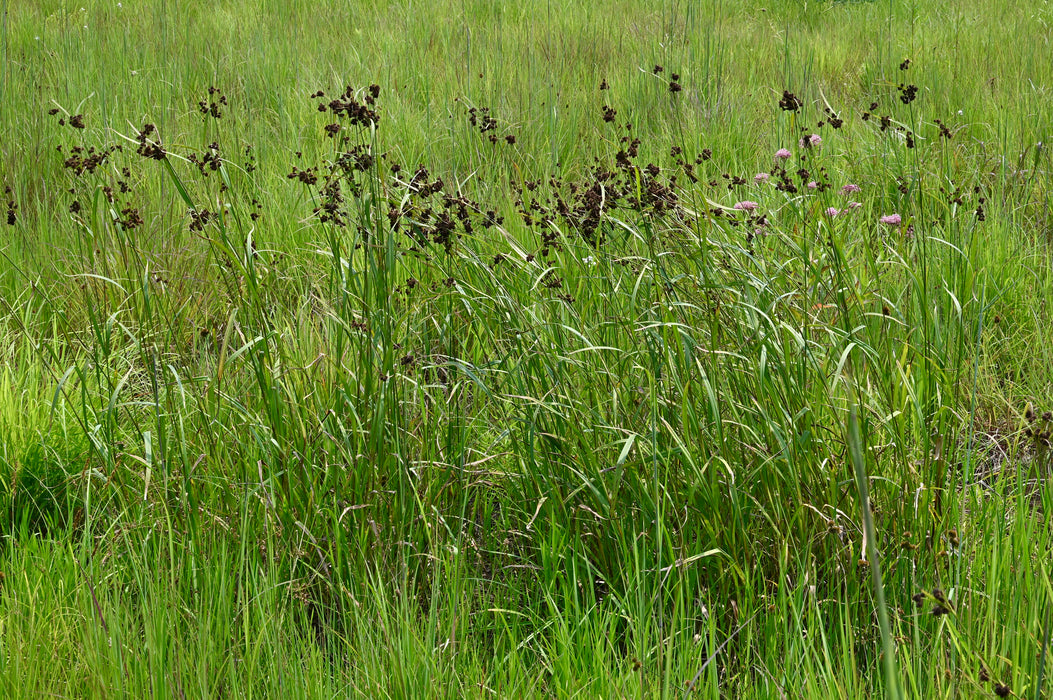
[
  {"left": 774, "top": 148, "right": 792, "bottom": 160},
  {"left": 841, "top": 183, "right": 861, "bottom": 194},
  {"left": 847, "top": 201, "right": 862, "bottom": 210},
  {"left": 826, "top": 207, "right": 839, "bottom": 217},
  {"left": 879, "top": 213, "right": 902, "bottom": 226},
  {"left": 807, "top": 181, "right": 818, "bottom": 190},
  {"left": 754, "top": 173, "right": 770, "bottom": 183},
  {"left": 800, "top": 134, "right": 822, "bottom": 148},
  {"left": 733, "top": 201, "right": 759, "bottom": 211}
]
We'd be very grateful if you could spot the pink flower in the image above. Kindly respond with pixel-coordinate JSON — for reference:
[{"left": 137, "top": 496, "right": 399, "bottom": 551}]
[
  {"left": 774, "top": 148, "right": 792, "bottom": 160},
  {"left": 826, "top": 207, "right": 839, "bottom": 217},
  {"left": 733, "top": 201, "right": 759, "bottom": 211},
  {"left": 879, "top": 213, "right": 902, "bottom": 226},
  {"left": 847, "top": 201, "right": 862, "bottom": 210},
  {"left": 841, "top": 184, "right": 861, "bottom": 194},
  {"left": 754, "top": 173, "right": 770, "bottom": 183},
  {"left": 807, "top": 181, "right": 818, "bottom": 190},
  {"left": 800, "top": 134, "right": 822, "bottom": 148}
]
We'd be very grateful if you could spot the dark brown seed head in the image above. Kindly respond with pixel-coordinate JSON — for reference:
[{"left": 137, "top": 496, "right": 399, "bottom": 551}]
[{"left": 779, "top": 90, "right": 803, "bottom": 112}]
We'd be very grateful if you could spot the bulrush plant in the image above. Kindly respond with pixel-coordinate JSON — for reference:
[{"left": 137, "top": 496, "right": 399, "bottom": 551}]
[{"left": 0, "top": 28, "right": 1048, "bottom": 695}]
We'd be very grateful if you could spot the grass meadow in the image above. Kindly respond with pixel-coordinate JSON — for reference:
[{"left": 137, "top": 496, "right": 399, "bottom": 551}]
[{"left": 1, "top": 0, "right": 1052, "bottom": 696}]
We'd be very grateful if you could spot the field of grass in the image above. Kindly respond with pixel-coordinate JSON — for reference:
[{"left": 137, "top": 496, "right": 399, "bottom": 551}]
[{"left": 1, "top": 0, "right": 1052, "bottom": 696}]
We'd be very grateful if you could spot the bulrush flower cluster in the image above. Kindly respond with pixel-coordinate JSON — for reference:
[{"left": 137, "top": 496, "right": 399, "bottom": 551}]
[
  {"left": 312, "top": 84, "right": 381, "bottom": 128},
  {"left": 779, "top": 90, "right": 803, "bottom": 112},
  {"left": 4, "top": 186, "right": 16, "bottom": 225},
  {"left": 135, "top": 124, "right": 166, "bottom": 160},
  {"left": 197, "top": 86, "right": 227, "bottom": 120}
]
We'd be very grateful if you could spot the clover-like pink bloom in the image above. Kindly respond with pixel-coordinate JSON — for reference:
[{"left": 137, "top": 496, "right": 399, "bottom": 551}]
[
  {"left": 826, "top": 207, "right": 839, "bottom": 217},
  {"left": 879, "top": 213, "right": 902, "bottom": 226},
  {"left": 847, "top": 201, "right": 862, "bottom": 210},
  {"left": 841, "top": 184, "right": 861, "bottom": 194},
  {"left": 807, "top": 181, "right": 818, "bottom": 190},
  {"left": 774, "top": 148, "right": 792, "bottom": 160},
  {"left": 800, "top": 134, "right": 822, "bottom": 148},
  {"left": 754, "top": 173, "right": 770, "bottom": 183},
  {"left": 733, "top": 201, "right": 759, "bottom": 211}
]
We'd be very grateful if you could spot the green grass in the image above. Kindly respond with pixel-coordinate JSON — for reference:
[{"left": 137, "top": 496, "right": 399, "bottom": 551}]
[{"left": 1, "top": 0, "right": 1052, "bottom": 696}]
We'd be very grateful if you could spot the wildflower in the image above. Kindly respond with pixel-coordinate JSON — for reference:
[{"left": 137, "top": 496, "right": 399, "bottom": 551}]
[
  {"left": 774, "top": 148, "right": 791, "bottom": 160},
  {"left": 841, "top": 184, "right": 861, "bottom": 194},
  {"left": 800, "top": 134, "right": 822, "bottom": 148},
  {"left": 879, "top": 213, "right": 902, "bottom": 226},
  {"left": 733, "top": 201, "right": 759, "bottom": 211},
  {"left": 807, "top": 181, "right": 818, "bottom": 190},
  {"left": 754, "top": 173, "right": 770, "bottom": 183},
  {"left": 847, "top": 201, "right": 862, "bottom": 210},
  {"left": 826, "top": 207, "right": 839, "bottom": 217}
]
